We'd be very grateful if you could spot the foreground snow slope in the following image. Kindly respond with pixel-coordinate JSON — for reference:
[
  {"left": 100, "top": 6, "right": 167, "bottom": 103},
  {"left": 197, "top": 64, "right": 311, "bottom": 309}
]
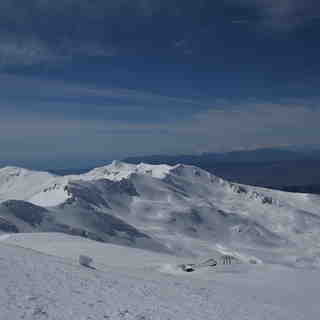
[
  {"left": 1, "top": 161, "right": 320, "bottom": 267},
  {"left": 1, "top": 233, "right": 320, "bottom": 320}
]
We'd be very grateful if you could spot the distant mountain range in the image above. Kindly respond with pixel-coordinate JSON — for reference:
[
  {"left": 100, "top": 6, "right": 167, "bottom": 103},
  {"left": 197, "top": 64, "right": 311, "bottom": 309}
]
[
  {"left": 123, "top": 148, "right": 320, "bottom": 189},
  {"left": 125, "top": 148, "right": 320, "bottom": 164}
]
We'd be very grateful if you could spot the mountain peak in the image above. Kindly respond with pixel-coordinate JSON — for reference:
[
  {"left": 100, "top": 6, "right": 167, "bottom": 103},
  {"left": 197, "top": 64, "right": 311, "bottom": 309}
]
[
  {"left": 0, "top": 166, "right": 30, "bottom": 176},
  {"left": 83, "top": 161, "right": 174, "bottom": 181},
  {"left": 1, "top": 161, "right": 320, "bottom": 267},
  {"left": 111, "top": 160, "right": 128, "bottom": 168}
]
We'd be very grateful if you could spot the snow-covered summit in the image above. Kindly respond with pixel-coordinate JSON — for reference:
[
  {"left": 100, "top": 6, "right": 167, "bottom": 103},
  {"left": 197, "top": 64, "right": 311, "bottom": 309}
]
[
  {"left": 1, "top": 161, "right": 320, "bottom": 267},
  {"left": 0, "top": 166, "right": 56, "bottom": 203},
  {"left": 82, "top": 160, "right": 175, "bottom": 181},
  {"left": 0, "top": 166, "right": 55, "bottom": 183}
]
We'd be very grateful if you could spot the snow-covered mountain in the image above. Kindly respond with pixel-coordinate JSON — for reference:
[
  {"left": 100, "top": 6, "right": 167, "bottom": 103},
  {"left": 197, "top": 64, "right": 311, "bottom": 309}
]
[{"left": 1, "top": 161, "right": 320, "bottom": 267}]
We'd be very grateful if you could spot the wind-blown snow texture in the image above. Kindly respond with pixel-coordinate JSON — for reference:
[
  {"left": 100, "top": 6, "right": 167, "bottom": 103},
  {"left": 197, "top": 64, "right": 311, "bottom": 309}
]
[
  {"left": 1, "top": 161, "right": 320, "bottom": 267},
  {"left": 0, "top": 233, "right": 320, "bottom": 320}
]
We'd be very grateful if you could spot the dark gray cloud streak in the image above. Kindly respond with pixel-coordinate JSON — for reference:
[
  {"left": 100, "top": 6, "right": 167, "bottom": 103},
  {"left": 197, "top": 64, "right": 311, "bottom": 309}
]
[
  {"left": 230, "top": 0, "right": 320, "bottom": 29},
  {"left": 1, "top": 94, "right": 320, "bottom": 167},
  {"left": 0, "top": 0, "right": 201, "bottom": 67},
  {"left": 0, "top": 0, "right": 139, "bottom": 66}
]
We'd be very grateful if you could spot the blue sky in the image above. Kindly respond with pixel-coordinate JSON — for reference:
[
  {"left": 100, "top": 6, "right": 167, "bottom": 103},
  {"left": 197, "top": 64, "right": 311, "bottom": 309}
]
[{"left": 1, "top": 0, "right": 320, "bottom": 168}]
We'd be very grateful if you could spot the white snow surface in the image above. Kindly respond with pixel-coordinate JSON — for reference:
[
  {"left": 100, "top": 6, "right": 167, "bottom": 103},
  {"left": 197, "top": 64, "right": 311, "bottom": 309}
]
[
  {"left": 1, "top": 232, "right": 320, "bottom": 320},
  {"left": 83, "top": 161, "right": 173, "bottom": 181}
]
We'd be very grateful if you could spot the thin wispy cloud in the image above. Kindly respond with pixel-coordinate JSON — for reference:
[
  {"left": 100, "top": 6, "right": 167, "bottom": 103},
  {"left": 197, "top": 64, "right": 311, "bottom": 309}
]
[
  {"left": 0, "top": 1, "right": 319, "bottom": 68},
  {"left": 231, "top": 19, "right": 251, "bottom": 24},
  {"left": 183, "top": 101, "right": 320, "bottom": 150},
  {"left": 0, "top": 74, "right": 211, "bottom": 111},
  {"left": 230, "top": 0, "right": 320, "bottom": 29},
  {"left": 1, "top": 95, "right": 319, "bottom": 164},
  {"left": 0, "top": 0, "right": 149, "bottom": 67}
]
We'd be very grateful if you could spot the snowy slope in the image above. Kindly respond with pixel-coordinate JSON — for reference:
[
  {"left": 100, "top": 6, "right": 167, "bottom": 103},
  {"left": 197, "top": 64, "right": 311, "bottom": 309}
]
[
  {"left": 1, "top": 162, "right": 320, "bottom": 267},
  {"left": 1, "top": 233, "right": 320, "bottom": 320},
  {"left": 0, "top": 199, "right": 168, "bottom": 253},
  {"left": 0, "top": 167, "right": 56, "bottom": 202}
]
